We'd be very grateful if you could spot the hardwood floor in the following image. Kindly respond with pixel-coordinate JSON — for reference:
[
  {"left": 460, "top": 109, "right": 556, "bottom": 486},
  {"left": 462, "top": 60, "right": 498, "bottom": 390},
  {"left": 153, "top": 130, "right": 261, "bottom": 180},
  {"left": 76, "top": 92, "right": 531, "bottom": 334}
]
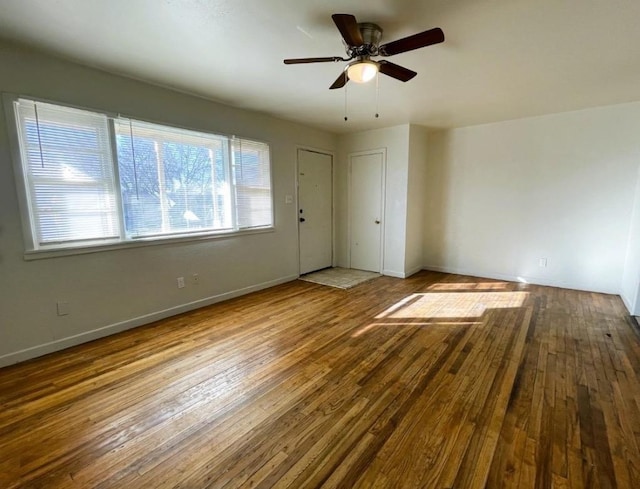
[{"left": 1, "top": 271, "right": 640, "bottom": 488}]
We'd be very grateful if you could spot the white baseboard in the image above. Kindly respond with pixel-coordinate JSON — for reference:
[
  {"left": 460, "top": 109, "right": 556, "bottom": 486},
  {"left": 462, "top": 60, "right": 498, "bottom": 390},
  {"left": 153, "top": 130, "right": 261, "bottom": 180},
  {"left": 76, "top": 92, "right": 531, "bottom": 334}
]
[
  {"left": 382, "top": 265, "right": 423, "bottom": 279},
  {"left": 404, "top": 265, "right": 424, "bottom": 278},
  {"left": 0, "top": 274, "right": 298, "bottom": 368},
  {"left": 382, "top": 269, "right": 406, "bottom": 278},
  {"left": 422, "top": 265, "right": 618, "bottom": 296},
  {"left": 422, "top": 265, "right": 526, "bottom": 285},
  {"left": 621, "top": 291, "right": 636, "bottom": 315}
]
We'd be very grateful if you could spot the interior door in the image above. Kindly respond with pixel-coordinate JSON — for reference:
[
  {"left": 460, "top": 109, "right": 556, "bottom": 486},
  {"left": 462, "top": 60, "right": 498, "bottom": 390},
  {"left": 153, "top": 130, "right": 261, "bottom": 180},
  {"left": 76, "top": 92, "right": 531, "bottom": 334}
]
[
  {"left": 349, "top": 151, "right": 384, "bottom": 272},
  {"left": 298, "top": 149, "right": 333, "bottom": 274}
]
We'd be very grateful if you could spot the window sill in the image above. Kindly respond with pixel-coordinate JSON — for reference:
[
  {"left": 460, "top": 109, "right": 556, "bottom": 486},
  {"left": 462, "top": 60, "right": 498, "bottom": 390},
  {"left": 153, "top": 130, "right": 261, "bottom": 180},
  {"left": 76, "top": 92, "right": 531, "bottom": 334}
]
[{"left": 23, "top": 226, "right": 275, "bottom": 261}]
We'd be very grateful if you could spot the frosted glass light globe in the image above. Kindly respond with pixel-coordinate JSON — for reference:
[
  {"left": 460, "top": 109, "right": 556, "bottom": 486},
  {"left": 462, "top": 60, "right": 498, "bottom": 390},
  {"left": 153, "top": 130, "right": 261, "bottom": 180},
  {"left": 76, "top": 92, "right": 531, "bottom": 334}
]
[{"left": 347, "top": 61, "right": 378, "bottom": 83}]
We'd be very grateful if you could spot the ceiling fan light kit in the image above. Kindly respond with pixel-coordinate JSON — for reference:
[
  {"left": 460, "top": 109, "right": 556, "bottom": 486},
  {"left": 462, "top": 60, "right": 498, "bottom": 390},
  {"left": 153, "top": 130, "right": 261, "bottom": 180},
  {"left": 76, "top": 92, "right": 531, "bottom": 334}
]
[
  {"left": 346, "top": 60, "right": 378, "bottom": 83},
  {"left": 284, "top": 13, "right": 444, "bottom": 90}
]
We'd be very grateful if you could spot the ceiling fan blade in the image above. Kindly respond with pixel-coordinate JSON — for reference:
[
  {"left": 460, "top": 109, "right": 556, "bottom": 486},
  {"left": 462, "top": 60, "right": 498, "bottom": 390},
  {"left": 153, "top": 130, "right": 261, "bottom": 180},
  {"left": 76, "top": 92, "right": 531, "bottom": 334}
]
[
  {"left": 377, "top": 60, "right": 417, "bottom": 82},
  {"left": 332, "top": 14, "right": 364, "bottom": 46},
  {"left": 284, "top": 56, "right": 344, "bottom": 64},
  {"left": 379, "top": 27, "right": 444, "bottom": 56},
  {"left": 329, "top": 71, "right": 348, "bottom": 90}
]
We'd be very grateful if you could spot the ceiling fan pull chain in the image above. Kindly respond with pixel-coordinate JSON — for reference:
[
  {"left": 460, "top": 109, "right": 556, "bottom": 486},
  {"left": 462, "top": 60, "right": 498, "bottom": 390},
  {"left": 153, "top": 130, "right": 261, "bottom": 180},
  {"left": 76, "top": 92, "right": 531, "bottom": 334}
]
[
  {"left": 375, "top": 71, "right": 380, "bottom": 118},
  {"left": 344, "top": 83, "right": 348, "bottom": 121}
]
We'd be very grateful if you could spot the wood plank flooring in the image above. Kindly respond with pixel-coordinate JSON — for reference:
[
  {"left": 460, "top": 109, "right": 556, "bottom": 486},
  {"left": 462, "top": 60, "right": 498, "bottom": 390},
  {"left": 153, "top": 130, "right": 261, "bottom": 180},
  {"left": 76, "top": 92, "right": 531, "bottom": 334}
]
[{"left": 1, "top": 271, "right": 640, "bottom": 488}]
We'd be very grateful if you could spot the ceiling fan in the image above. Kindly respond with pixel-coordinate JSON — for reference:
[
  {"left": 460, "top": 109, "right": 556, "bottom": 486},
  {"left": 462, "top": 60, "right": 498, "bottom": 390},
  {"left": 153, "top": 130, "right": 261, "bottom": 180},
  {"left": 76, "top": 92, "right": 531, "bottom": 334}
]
[{"left": 284, "top": 14, "right": 445, "bottom": 89}]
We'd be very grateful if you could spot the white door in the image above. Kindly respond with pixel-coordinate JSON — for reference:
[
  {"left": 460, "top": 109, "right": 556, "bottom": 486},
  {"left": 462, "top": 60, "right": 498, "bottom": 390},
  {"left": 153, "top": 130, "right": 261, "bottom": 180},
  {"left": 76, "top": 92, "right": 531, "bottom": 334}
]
[
  {"left": 349, "top": 151, "right": 384, "bottom": 272},
  {"left": 298, "top": 149, "right": 333, "bottom": 274}
]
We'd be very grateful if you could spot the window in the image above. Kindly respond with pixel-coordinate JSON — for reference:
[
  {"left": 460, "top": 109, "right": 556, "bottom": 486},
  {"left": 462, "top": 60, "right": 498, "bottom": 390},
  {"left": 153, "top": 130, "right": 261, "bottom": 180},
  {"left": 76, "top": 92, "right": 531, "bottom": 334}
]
[{"left": 11, "top": 98, "right": 273, "bottom": 252}]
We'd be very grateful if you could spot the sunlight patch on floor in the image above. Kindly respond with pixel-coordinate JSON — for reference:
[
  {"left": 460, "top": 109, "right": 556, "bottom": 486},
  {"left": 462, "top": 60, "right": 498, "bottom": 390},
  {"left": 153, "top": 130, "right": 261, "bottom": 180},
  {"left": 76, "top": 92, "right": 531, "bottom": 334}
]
[
  {"left": 376, "top": 291, "right": 529, "bottom": 319},
  {"left": 426, "top": 282, "right": 511, "bottom": 291},
  {"left": 352, "top": 321, "right": 482, "bottom": 337}
]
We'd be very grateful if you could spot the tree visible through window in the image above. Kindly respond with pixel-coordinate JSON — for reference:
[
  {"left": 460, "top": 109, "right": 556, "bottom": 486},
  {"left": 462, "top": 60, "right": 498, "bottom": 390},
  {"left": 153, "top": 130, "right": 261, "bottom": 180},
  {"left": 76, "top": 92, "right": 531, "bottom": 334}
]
[
  {"left": 114, "top": 120, "right": 233, "bottom": 238},
  {"left": 12, "top": 98, "right": 273, "bottom": 251}
]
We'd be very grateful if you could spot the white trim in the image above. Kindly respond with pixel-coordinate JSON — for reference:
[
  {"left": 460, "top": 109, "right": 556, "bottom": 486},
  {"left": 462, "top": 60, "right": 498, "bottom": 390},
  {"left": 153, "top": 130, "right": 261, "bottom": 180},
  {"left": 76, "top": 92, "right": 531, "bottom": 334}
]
[
  {"left": 382, "top": 266, "right": 422, "bottom": 279},
  {"left": 383, "top": 270, "right": 406, "bottom": 278},
  {"left": 422, "top": 265, "right": 619, "bottom": 296},
  {"left": 2, "top": 91, "right": 273, "bottom": 145},
  {"left": 396, "top": 266, "right": 422, "bottom": 278},
  {"left": 4, "top": 93, "right": 276, "bottom": 258},
  {"left": 621, "top": 292, "right": 634, "bottom": 314},
  {"left": 23, "top": 226, "right": 275, "bottom": 260},
  {"left": 404, "top": 265, "right": 424, "bottom": 278},
  {"left": 296, "top": 147, "right": 334, "bottom": 275},
  {"left": 0, "top": 274, "right": 299, "bottom": 368},
  {"left": 347, "top": 148, "right": 386, "bottom": 273},
  {"left": 3, "top": 93, "right": 38, "bottom": 249},
  {"left": 294, "top": 144, "right": 335, "bottom": 157},
  {"left": 295, "top": 145, "right": 337, "bottom": 267}
]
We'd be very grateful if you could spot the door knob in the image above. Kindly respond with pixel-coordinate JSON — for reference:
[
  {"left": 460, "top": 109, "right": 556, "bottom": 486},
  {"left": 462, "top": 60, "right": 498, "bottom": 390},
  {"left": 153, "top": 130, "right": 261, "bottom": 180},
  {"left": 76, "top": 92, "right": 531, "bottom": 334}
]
[
  {"left": 375, "top": 219, "right": 380, "bottom": 224},
  {"left": 300, "top": 217, "right": 306, "bottom": 222}
]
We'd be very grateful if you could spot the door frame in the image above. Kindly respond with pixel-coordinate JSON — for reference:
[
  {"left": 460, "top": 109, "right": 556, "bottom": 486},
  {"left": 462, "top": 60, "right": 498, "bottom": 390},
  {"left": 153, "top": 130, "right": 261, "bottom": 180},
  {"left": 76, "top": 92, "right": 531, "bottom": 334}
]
[
  {"left": 296, "top": 146, "right": 336, "bottom": 275},
  {"left": 347, "top": 148, "right": 386, "bottom": 273}
]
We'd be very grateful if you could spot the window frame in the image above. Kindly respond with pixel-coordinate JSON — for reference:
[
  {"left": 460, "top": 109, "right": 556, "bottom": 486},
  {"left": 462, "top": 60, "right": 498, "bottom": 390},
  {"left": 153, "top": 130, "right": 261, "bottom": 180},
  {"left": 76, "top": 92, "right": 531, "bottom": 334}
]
[{"left": 3, "top": 93, "right": 275, "bottom": 259}]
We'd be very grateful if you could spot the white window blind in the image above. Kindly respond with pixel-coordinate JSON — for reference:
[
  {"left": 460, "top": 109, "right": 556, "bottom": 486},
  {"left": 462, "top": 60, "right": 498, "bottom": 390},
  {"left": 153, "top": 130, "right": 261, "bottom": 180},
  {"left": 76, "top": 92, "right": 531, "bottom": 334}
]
[
  {"left": 232, "top": 138, "right": 273, "bottom": 229},
  {"left": 113, "top": 119, "right": 233, "bottom": 238},
  {"left": 11, "top": 97, "right": 273, "bottom": 252},
  {"left": 14, "top": 99, "right": 119, "bottom": 246}
]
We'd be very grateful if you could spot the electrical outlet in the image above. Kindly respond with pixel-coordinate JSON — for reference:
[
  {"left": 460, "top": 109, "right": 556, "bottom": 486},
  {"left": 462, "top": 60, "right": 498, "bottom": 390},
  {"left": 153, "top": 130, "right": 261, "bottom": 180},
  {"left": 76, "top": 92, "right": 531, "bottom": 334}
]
[
  {"left": 285, "top": 194, "right": 293, "bottom": 204},
  {"left": 539, "top": 258, "right": 548, "bottom": 268},
  {"left": 177, "top": 277, "right": 185, "bottom": 288},
  {"left": 57, "top": 301, "right": 70, "bottom": 316},
  {"left": 192, "top": 273, "right": 199, "bottom": 285}
]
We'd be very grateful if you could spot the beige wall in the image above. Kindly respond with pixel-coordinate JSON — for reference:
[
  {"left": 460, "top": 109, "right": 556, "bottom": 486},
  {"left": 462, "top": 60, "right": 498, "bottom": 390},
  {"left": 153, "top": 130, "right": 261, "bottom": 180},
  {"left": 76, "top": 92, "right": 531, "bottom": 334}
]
[
  {"left": 405, "top": 125, "right": 429, "bottom": 276},
  {"left": 337, "top": 124, "right": 410, "bottom": 277},
  {"left": 424, "top": 102, "right": 640, "bottom": 294},
  {"left": 0, "top": 41, "right": 336, "bottom": 366},
  {"left": 621, "top": 166, "right": 640, "bottom": 313},
  {"left": 336, "top": 123, "right": 428, "bottom": 278}
]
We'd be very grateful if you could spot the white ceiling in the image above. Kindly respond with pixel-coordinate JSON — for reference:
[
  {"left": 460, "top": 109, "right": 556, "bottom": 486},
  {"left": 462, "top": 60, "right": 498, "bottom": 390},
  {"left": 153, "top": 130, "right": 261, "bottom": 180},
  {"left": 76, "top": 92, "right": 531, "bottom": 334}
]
[{"left": 1, "top": 0, "right": 640, "bottom": 133}]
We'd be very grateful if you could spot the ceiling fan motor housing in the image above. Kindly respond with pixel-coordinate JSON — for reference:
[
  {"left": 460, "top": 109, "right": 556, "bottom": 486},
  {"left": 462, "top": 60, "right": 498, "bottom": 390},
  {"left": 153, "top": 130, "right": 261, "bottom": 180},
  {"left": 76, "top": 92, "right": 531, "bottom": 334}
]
[{"left": 347, "top": 22, "right": 383, "bottom": 58}]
